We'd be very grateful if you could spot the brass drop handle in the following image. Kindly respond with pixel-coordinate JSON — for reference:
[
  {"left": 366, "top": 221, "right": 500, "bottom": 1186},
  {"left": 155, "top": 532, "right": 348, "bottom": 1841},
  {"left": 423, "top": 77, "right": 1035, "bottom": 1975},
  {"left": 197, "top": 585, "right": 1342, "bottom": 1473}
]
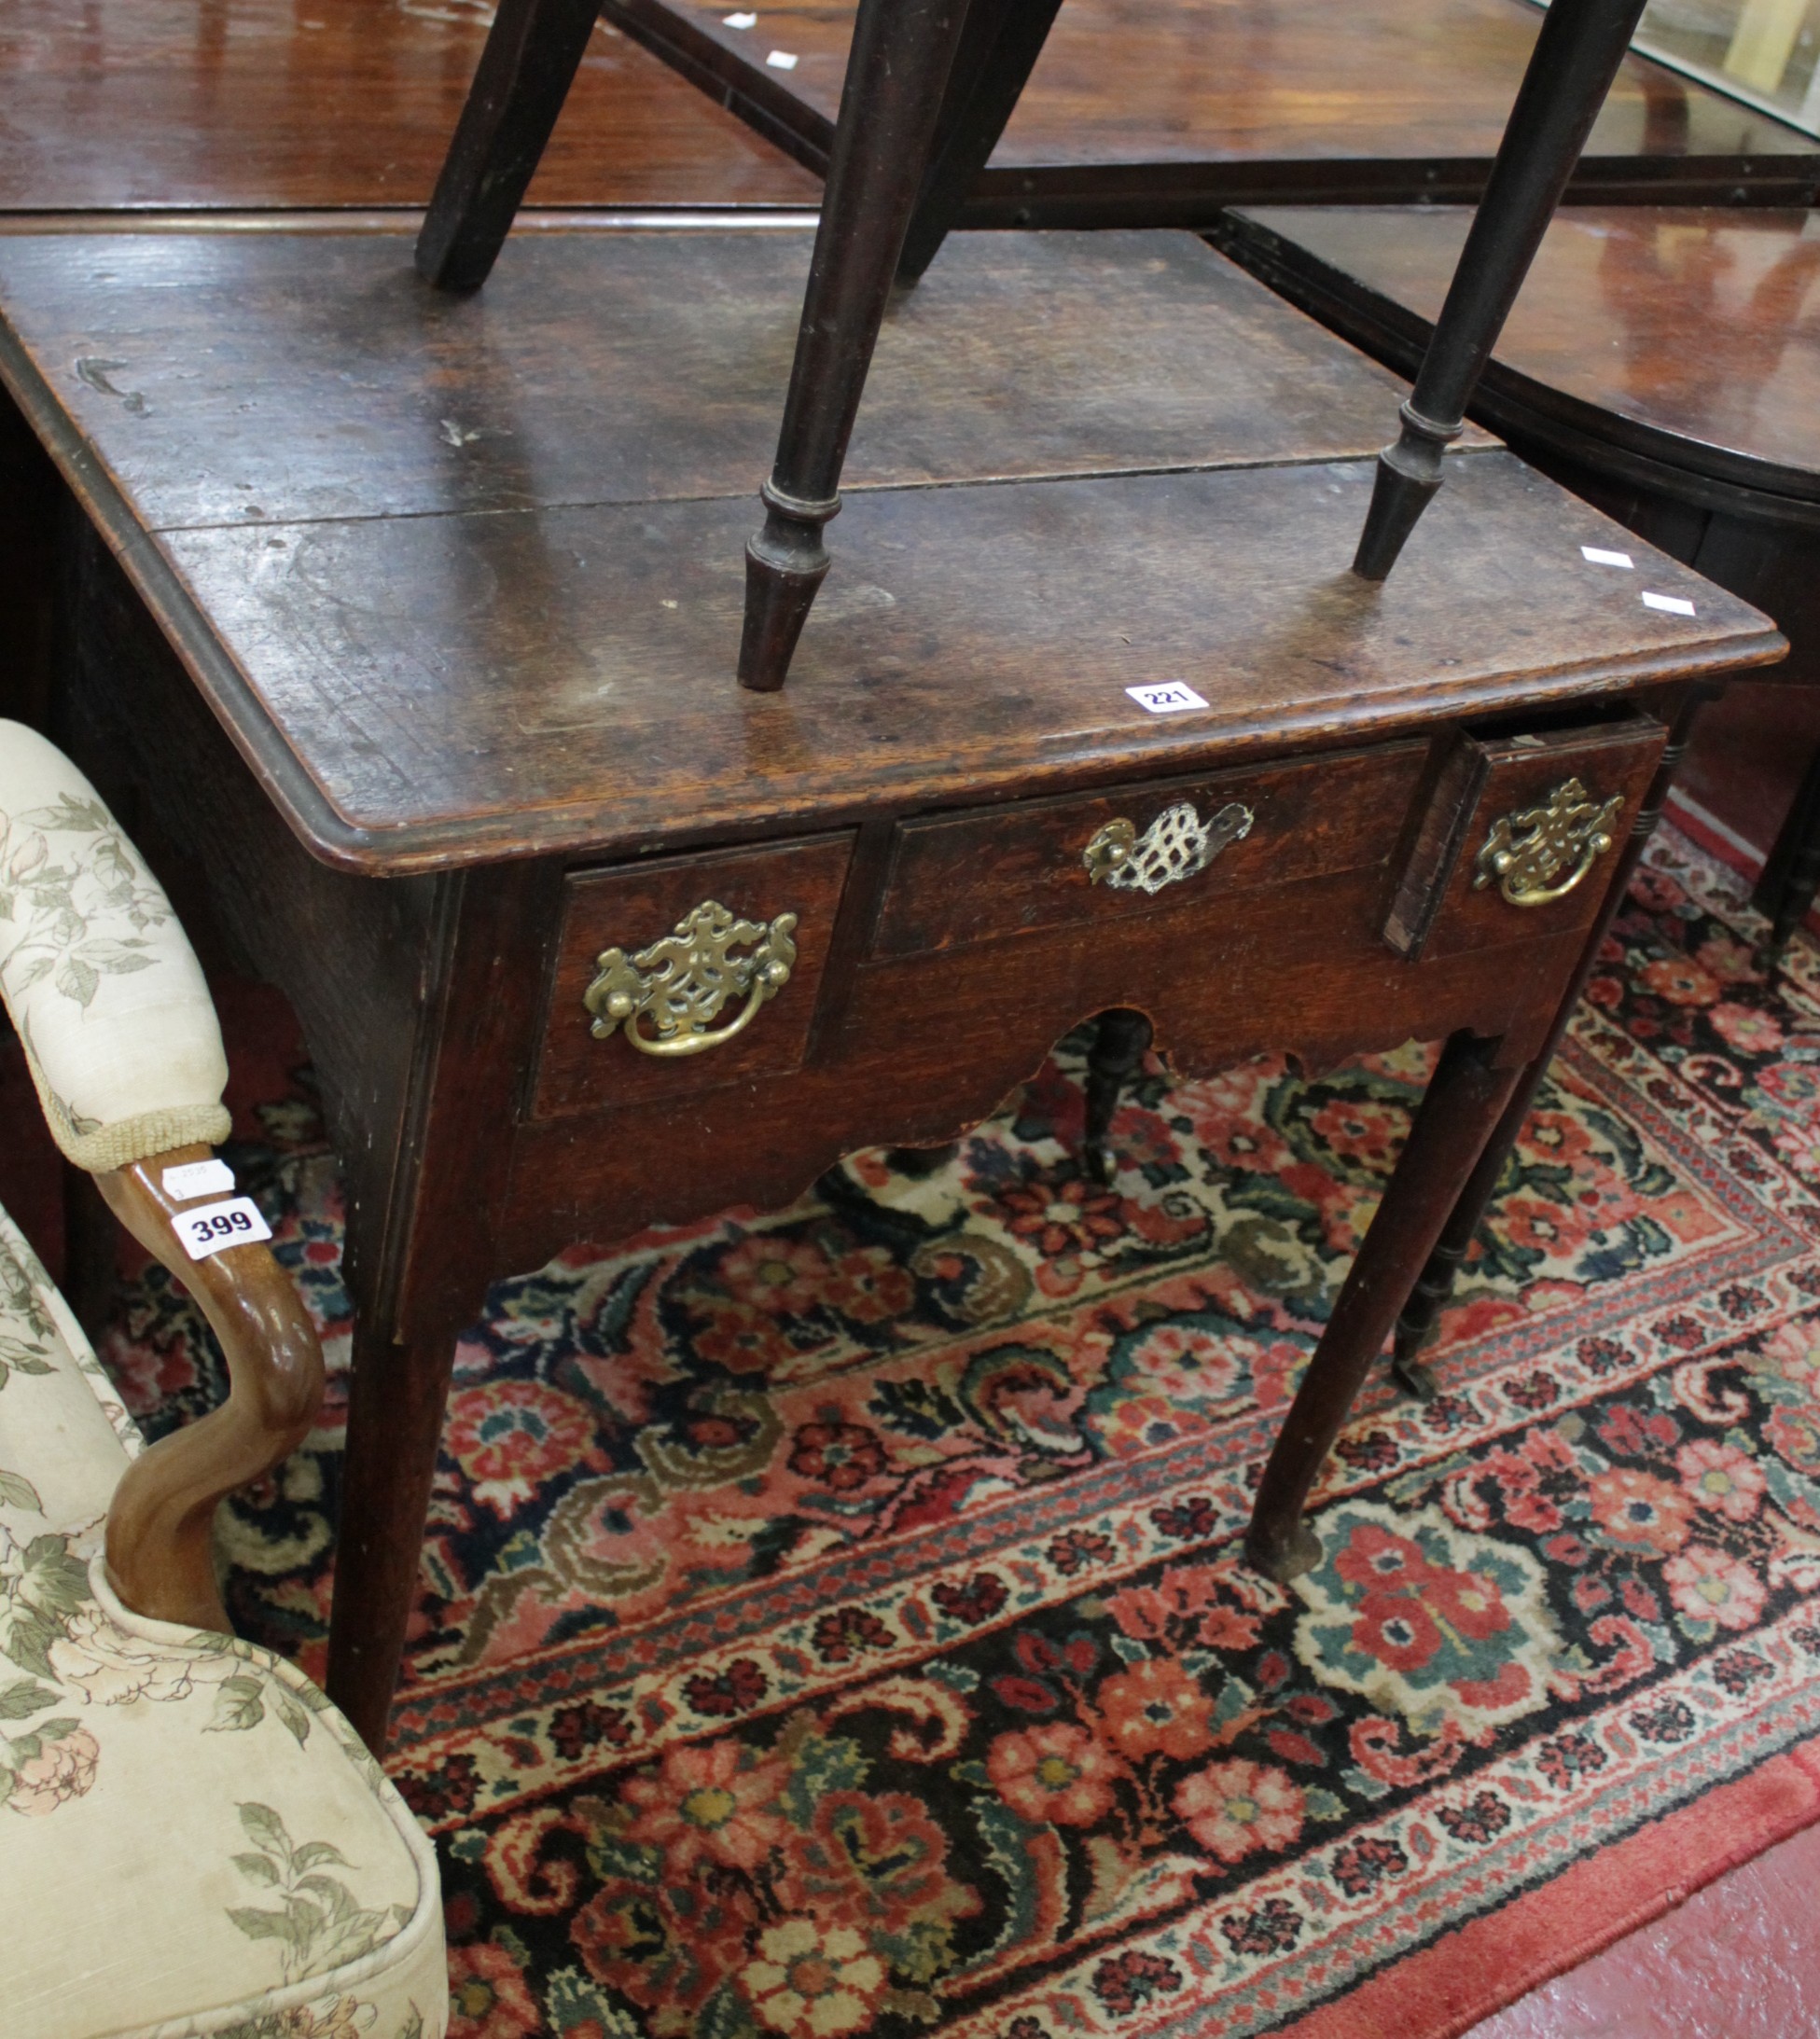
[
  {"left": 1474, "top": 776, "right": 1624, "bottom": 909},
  {"left": 1083, "top": 799, "right": 1254, "bottom": 894},
  {"left": 584, "top": 899, "right": 798, "bottom": 1057}
]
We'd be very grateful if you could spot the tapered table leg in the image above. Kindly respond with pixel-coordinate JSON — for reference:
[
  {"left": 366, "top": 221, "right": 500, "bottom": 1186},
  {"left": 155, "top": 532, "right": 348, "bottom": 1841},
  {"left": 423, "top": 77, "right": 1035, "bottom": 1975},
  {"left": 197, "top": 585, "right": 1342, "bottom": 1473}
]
[
  {"left": 1244, "top": 1031, "right": 1523, "bottom": 1582},
  {"left": 1392, "top": 697, "right": 1702, "bottom": 1391},
  {"left": 895, "top": 0, "right": 1065, "bottom": 285},
  {"left": 417, "top": 0, "right": 603, "bottom": 292},
  {"left": 1354, "top": 0, "right": 1649, "bottom": 579},
  {"left": 326, "top": 1312, "right": 464, "bottom": 1753},
  {"left": 739, "top": 0, "right": 970, "bottom": 691}
]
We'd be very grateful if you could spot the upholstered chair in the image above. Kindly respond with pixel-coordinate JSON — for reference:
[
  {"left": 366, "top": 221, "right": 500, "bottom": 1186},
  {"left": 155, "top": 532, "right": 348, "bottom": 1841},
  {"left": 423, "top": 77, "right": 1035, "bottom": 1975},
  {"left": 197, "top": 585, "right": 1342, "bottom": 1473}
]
[{"left": 0, "top": 720, "right": 447, "bottom": 2039}]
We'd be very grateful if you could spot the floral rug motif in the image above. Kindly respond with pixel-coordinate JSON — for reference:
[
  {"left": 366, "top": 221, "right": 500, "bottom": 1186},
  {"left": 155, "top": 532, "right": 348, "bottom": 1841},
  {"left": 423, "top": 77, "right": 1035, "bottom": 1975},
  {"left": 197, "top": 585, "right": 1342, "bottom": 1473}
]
[{"left": 96, "top": 826, "right": 1820, "bottom": 2039}]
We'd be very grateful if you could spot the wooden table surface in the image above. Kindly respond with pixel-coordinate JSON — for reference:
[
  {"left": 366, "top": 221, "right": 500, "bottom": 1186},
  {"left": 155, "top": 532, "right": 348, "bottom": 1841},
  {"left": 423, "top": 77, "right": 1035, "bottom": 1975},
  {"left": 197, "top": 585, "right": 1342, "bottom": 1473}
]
[
  {"left": 605, "top": 0, "right": 1820, "bottom": 214},
  {"left": 0, "top": 0, "right": 815, "bottom": 212},
  {"left": 1219, "top": 205, "right": 1820, "bottom": 505},
  {"left": 0, "top": 227, "right": 1767, "bottom": 874}
]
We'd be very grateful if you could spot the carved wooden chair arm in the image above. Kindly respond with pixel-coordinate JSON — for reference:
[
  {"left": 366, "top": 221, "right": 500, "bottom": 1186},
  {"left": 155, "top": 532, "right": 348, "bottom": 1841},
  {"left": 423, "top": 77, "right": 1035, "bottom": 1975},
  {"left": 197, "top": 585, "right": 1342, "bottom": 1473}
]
[
  {"left": 2, "top": 721, "right": 325, "bottom": 1632},
  {"left": 96, "top": 1143, "right": 325, "bottom": 1632}
]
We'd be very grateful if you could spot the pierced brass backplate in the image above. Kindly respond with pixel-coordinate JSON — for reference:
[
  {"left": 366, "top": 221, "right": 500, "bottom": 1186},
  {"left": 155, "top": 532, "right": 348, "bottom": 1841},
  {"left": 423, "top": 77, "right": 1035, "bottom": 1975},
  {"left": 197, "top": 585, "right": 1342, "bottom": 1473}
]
[
  {"left": 1083, "top": 799, "right": 1254, "bottom": 894},
  {"left": 1474, "top": 777, "right": 1623, "bottom": 908},
  {"left": 584, "top": 899, "right": 798, "bottom": 1057}
]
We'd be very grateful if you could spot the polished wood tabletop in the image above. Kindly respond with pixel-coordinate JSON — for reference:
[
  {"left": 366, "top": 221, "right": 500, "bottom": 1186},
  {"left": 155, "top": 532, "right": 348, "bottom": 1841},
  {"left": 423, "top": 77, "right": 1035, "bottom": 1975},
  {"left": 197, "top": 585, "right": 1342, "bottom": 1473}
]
[
  {"left": 606, "top": 0, "right": 1820, "bottom": 213},
  {"left": 0, "top": 0, "right": 815, "bottom": 211},
  {"left": 1219, "top": 205, "right": 1820, "bottom": 502},
  {"left": 0, "top": 226, "right": 1760, "bottom": 873}
]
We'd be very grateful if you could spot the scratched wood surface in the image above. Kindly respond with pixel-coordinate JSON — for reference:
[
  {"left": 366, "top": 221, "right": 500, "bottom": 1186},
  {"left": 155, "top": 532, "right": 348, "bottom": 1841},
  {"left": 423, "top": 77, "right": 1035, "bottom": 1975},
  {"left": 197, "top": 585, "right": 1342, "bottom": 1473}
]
[
  {"left": 604, "top": 0, "right": 1820, "bottom": 209},
  {"left": 0, "top": 226, "right": 1775, "bottom": 872},
  {"left": 0, "top": 0, "right": 816, "bottom": 211}
]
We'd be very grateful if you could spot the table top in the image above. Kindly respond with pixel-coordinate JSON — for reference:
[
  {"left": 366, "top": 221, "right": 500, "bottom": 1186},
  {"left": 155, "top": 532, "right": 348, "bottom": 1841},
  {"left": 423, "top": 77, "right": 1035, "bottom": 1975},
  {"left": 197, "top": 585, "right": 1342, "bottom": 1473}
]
[
  {"left": 1222, "top": 205, "right": 1820, "bottom": 504},
  {"left": 0, "top": 0, "right": 816, "bottom": 212},
  {"left": 609, "top": 0, "right": 1820, "bottom": 205},
  {"left": 0, "top": 226, "right": 1776, "bottom": 872}
]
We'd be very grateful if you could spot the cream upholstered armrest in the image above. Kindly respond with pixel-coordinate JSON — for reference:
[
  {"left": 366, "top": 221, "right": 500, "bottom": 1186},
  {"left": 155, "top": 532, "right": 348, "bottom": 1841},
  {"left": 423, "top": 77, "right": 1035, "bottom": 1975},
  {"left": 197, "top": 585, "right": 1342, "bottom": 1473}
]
[
  {"left": 0, "top": 723, "right": 322, "bottom": 1631},
  {"left": 0, "top": 718, "right": 230, "bottom": 1170}
]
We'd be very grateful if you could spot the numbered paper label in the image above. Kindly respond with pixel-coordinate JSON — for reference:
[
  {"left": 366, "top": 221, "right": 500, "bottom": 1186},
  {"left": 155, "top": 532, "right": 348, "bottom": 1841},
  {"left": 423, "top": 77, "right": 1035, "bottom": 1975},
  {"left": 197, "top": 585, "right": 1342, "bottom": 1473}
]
[{"left": 174, "top": 1196, "right": 272, "bottom": 1261}]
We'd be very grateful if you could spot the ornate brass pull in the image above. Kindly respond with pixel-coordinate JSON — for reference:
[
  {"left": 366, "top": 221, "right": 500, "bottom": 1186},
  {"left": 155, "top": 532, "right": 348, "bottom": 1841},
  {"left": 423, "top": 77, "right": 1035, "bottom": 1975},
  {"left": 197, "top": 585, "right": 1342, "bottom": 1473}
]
[
  {"left": 1474, "top": 776, "right": 1623, "bottom": 908},
  {"left": 584, "top": 899, "right": 798, "bottom": 1057},
  {"left": 1083, "top": 799, "right": 1254, "bottom": 894}
]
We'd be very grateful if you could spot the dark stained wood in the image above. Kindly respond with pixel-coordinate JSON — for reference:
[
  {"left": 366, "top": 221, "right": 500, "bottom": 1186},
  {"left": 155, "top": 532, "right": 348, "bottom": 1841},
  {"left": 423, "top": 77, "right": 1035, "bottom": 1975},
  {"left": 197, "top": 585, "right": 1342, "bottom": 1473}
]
[
  {"left": 1382, "top": 712, "right": 1666, "bottom": 959},
  {"left": 1218, "top": 205, "right": 1820, "bottom": 508},
  {"left": 601, "top": 0, "right": 1820, "bottom": 218},
  {"left": 738, "top": 0, "right": 972, "bottom": 689},
  {"left": 11, "top": 223, "right": 1785, "bottom": 1747},
  {"left": 1083, "top": 1008, "right": 1151, "bottom": 1186},
  {"left": 870, "top": 746, "right": 1428, "bottom": 961},
  {"left": 0, "top": 0, "right": 816, "bottom": 212},
  {"left": 417, "top": 0, "right": 613, "bottom": 290},
  {"left": 1392, "top": 694, "right": 1703, "bottom": 1388},
  {"left": 1247, "top": 1030, "right": 1525, "bottom": 1579},
  {"left": 1352, "top": 0, "right": 1653, "bottom": 579},
  {"left": 534, "top": 833, "right": 856, "bottom": 1117}
]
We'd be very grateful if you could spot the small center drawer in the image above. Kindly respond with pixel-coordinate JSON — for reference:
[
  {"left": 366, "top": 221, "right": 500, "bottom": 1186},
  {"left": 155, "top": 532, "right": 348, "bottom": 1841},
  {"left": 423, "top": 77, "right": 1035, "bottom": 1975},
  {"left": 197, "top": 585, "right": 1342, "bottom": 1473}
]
[
  {"left": 868, "top": 744, "right": 1429, "bottom": 960},
  {"left": 532, "top": 832, "right": 854, "bottom": 1119}
]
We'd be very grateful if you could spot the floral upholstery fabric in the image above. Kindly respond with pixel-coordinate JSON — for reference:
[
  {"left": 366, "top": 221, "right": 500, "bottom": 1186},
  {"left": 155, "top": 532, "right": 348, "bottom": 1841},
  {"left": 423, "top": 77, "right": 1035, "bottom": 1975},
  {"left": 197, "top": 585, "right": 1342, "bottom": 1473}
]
[
  {"left": 0, "top": 1204, "right": 447, "bottom": 2039},
  {"left": 0, "top": 719, "right": 230, "bottom": 1171}
]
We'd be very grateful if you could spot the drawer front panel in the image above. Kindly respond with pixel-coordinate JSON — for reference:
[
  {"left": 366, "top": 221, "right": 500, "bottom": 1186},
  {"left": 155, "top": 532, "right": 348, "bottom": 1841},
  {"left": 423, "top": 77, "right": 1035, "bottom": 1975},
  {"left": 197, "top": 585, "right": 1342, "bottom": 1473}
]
[
  {"left": 1386, "top": 715, "right": 1665, "bottom": 962},
  {"left": 533, "top": 832, "right": 854, "bottom": 1118},
  {"left": 870, "top": 744, "right": 1428, "bottom": 960}
]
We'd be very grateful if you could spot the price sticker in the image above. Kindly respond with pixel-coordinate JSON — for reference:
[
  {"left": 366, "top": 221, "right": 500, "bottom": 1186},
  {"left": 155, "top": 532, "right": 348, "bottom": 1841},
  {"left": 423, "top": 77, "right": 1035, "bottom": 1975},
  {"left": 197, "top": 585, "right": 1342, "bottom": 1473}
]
[
  {"left": 174, "top": 1197, "right": 273, "bottom": 1261},
  {"left": 161, "top": 1158, "right": 236, "bottom": 1200},
  {"left": 1126, "top": 681, "right": 1208, "bottom": 715}
]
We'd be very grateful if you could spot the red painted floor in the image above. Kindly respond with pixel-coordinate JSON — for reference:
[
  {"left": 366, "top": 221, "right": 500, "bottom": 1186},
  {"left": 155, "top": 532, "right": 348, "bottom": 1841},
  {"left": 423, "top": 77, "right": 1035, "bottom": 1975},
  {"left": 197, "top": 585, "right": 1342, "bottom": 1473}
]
[{"left": 1466, "top": 1816, "right": 1820, "bottom": 2038}]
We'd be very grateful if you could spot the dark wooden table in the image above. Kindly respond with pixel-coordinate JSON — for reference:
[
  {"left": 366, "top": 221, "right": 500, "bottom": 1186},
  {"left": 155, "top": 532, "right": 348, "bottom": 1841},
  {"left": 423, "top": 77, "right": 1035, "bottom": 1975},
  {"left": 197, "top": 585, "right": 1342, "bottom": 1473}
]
[
  {"left": 0, "top": 221, "right": 1778, "bottom": 1747},
  {"left": 600, "top": 0, "right": 1820, "bottom": 222},
  {"left": 1215, "top": 203, "right": 1820, "bottom": 947}
]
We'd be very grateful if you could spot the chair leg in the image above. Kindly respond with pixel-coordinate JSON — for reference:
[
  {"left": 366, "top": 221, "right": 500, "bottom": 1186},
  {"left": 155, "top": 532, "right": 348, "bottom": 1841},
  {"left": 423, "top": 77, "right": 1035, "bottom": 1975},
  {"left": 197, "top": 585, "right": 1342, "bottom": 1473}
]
[
  {"left": 894, "top": 0, "right": 1066, "bottom": 284},
  {"left": 1392, "top": 696, "right": 1702, "bottom": 1392},
  {"left": 1754, "top": 743, "right": 1820, "bottom": 963},
  {"left": 738, "top": 0, "right": 972, "bottom": 693},
  {"left": 1353, "top": 0, "right": 1649, "bottom": 579},
  {"left": 1083, "top": 1007, "right": 1153, "bottom": 1186},
  {"left": 416, "top": 0, "right": 604, "bottom": 292},
  {"left": 1244, "top": 1031, "right": 1523, "bottom": 1582}
]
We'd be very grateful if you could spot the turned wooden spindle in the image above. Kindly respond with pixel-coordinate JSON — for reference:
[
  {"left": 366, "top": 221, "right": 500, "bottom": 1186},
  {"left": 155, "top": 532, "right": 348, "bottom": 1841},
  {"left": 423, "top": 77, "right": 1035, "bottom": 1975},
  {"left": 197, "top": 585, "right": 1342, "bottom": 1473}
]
[
  {"left": 1353, "top": 0, "right": 1650, "bottom": 580},
  {"left": 894, "top": 0, "right": 1065, "bottom": 285},
  {"left": 738, "top": 0, "right": 971, "bottom": 693}
]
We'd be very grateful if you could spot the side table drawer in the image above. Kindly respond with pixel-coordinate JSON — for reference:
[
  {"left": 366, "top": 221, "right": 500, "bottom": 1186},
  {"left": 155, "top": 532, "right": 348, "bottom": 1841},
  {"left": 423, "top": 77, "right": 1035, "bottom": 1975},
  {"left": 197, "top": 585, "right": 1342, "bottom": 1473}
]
[
  {"left": 532, "top": 832, "right": 855, "bottom": 1118},
  {"left": 1385, "top": 714, "right": 1665, "bottom": 961},
  {"left": 869, "top": 744, "right": 1428, "bottom": 960}
]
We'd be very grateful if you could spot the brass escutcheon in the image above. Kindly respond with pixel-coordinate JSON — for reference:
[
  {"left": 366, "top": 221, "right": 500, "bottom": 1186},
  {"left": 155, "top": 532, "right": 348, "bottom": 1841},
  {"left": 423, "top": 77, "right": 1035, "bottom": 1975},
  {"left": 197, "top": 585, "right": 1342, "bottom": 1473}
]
[
  {"left": 1474, "top": 776, "right": 1624, "bottom": 908},
  {"left": 584, "top": 898, "right": 798, "bottom": 1056},
  {"left": 1083, "top": 799, "right": 1254, "bottom": 894}
]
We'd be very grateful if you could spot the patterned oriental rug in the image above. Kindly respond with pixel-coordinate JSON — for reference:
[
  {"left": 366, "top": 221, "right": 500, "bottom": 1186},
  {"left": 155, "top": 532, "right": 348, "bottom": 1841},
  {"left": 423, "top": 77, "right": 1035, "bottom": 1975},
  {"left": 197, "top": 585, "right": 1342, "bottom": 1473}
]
[{"left": 69, "top": 825, "right": 1820, "bottom": 2038}]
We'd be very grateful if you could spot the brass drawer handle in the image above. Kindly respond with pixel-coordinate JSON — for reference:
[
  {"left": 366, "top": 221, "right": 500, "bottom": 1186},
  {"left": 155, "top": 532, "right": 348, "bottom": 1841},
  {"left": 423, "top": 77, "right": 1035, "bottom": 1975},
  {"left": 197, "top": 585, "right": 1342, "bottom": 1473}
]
[
  {"left": 1474, "top": 776, "right": 1623, "bottom": 908},
  {"left": 584, "top": 898, "right": 798, "bottom": 1057},
  {"left": 1083, "top": 798, "right": 1254, "bottom": 894}
]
